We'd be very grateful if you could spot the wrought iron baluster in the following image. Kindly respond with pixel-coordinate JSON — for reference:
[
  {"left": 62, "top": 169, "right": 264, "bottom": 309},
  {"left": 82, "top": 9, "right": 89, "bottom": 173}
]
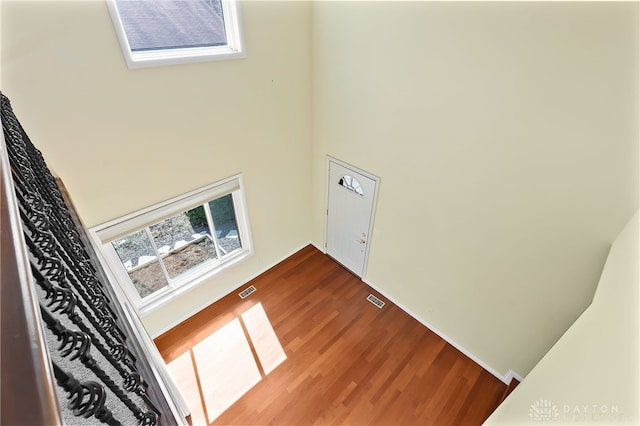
[
  {"left": 41, "top": 306, "right": 157, "bottom": 424},
  {"left": 25, "top": 230, "right": 127, "bottom": 347},
  {"left": 31, "top": 264, "right": 134, "bottom": 378},
  {"left": 13, "top": 172, "right": 126, "bottom": 341},
  {"left": 51, "top": 362, "right": 121, "bottom": 426},
  {"left": 3, "top": 92, "right": 165, "bottom": 426},
  {"left": 33, "top": 263, "right": 157, "bottom": 422}
]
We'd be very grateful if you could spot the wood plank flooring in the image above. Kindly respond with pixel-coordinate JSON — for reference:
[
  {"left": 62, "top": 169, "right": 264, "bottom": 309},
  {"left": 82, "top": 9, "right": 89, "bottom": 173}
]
[{"left": 154, "top": 245, "right": 506, "bottom": 425}]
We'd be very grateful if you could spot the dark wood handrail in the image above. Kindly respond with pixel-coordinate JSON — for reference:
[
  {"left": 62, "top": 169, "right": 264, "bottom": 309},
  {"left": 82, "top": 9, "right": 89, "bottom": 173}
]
[{"left": 1, "top": 130, "right": 62, "bottom": 426}]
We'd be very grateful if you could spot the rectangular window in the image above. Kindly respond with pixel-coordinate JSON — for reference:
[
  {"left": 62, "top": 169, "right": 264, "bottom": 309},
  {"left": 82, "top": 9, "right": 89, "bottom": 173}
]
[
  {"left": 106, "top": 0, "right": 245, "bottom": 69},
  {"left": 90, "top": 174, "right": 252, "bottom": 315}
]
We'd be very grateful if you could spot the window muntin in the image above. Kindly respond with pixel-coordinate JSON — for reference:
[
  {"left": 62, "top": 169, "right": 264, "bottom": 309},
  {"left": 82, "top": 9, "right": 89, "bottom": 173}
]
[
  {"left": 90, "top": 174, "right": 252, "bottom": 315},
  {"left": 113, "top": 229, "right": 170, "bottom": 298},
  {"left": 107, "top": 0, "right": 245, "bottom": 69}
]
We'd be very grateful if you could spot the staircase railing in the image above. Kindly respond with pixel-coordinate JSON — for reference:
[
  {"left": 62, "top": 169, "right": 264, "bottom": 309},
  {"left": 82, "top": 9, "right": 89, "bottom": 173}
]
[{"left": 1, "top": 92, "right": 188, "bottom": 426}]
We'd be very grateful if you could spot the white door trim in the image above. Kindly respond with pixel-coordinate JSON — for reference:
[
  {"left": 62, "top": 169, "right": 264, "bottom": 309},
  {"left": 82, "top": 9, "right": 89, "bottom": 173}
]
[{"left": 324, "top": 156, "right": 380, "bottom": 279}]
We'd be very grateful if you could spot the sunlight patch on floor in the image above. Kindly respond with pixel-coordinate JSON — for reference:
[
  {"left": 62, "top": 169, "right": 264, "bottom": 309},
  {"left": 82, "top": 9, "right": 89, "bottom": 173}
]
[
  {"left": 194, "top": 318, "right": 261, "bottom": 423},
  {"left": 242, "top": 303, "right": 287, "bottom": 375},
  {"left": 165, "top": 351, "right": 207, "bottom": 426},
  {"left": 166, "top": 303, "right": 286, "bottom": 424}
]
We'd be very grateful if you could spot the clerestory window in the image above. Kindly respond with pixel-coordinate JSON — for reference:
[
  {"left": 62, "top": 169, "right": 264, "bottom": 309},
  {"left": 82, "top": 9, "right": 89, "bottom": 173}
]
[
  {"left": 90, "top": 174, "right": 252, "bottom": 315},
  {"left": 106, "top": 0, "right": 245, "bottom": 69}
]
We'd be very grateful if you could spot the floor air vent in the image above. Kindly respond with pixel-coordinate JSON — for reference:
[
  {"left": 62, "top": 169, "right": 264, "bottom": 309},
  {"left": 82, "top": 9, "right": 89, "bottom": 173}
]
[
  {"left": 367, "top": 294, "right": 385, "bottom": 309},
  {"left": 239, "top": 285, "right": 256, "bottom": 299}
]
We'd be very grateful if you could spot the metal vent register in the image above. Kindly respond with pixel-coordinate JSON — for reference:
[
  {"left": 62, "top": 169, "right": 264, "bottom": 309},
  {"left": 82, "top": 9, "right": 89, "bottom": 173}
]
[
  {"left": 239, "top": 285, "right": 256, "bottom": 299},
  {"left": 367, "top": 294, "right": 385, "bottom": 309}
]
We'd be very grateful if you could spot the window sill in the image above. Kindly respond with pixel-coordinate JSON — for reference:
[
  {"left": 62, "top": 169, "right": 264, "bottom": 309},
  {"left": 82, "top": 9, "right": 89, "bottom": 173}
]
[{"left": 125, "top": 46, "right": 246, "bottom": 69}]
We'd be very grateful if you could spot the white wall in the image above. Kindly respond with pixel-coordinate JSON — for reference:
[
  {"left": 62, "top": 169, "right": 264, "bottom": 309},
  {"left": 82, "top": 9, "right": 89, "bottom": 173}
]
[
  {"left": 1, "top": 0, "right": 313, "bottom": 336},
  {"left": 485, "top": 210, "right": 639, "bottom": 424},
  {"left": 311, "top": 1, "right": 639, "bottom": 378}
]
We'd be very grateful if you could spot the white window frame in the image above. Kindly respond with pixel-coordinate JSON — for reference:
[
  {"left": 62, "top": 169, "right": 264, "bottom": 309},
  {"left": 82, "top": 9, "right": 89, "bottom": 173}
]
[
  {"left": 89, "top": 174, "right": 253, "bottom": 316},
  {"left": 106, "top": 0, "right": 246, "bottom": 69}
]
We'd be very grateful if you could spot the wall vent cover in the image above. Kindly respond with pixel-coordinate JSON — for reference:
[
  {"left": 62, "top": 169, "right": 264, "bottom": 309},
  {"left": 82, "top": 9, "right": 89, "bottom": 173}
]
[
  {"left": 239, "top": 285, "right": 256, "bottom": 299},
  {"left": 367, "top": 294, "right": 385, "bottom": 309}
]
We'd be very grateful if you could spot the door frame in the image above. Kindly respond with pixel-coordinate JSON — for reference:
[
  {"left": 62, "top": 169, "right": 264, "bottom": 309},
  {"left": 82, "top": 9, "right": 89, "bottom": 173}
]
[{"left": 324, "top": 156, "right": 380, "bottom": 278}]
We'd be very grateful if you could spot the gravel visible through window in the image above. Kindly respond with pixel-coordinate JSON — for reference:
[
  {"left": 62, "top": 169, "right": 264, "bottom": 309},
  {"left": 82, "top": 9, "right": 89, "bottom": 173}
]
[{"left": 113, "top": 212, "right": 241, "bottom": 298}]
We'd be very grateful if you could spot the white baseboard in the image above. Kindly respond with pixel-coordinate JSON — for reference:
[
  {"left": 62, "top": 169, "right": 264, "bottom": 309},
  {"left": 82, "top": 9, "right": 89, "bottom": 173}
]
[
  {"left": 362, "top": 277, "right": 522, "bottom": 385},
  {"left": 309, "top": 240, "right": 325, "bottom": 254},
  {"left": 150, "top": 241, "right": 316, "bottom": 338},
  {"left": 504, "top": 369, "right": 524, "bottom": 384},
  {"left": 150, "top": 241, "right": 524, "bottom": 386}
]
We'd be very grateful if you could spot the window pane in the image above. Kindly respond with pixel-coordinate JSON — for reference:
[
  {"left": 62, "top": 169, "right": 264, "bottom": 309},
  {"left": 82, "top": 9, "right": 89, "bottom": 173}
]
[
  {"left": 112, "top": 230, "right": 169, "bottom": 299},
  {"left": 338, "top": 175, "right": 364, "bottom": 196},
  {"left": 149, "top": 208, "right": 218, "bottom": 279},
  {"left": 129, "top": 261, "right": 168, "bottom": 299},
  {"left": 208, "top": 194, "right": 241, "bottom": 255},
  {"left": 115, "top": 0, "right": 227, "bottom": 52}
]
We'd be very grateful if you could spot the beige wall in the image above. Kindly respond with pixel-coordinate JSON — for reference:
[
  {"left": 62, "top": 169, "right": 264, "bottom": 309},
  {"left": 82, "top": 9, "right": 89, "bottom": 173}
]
[
  {"left": 1, "top": 0, "right": 313, "bottom": 336},
  {"left": 2, "top": 0, "right": 638, "bottom": 381},
  {"left": 311, "top": 1, "right": 639, "bottom": 377},
  {"left": 486, "top": 210, "right": 639, "bottom": 424}
]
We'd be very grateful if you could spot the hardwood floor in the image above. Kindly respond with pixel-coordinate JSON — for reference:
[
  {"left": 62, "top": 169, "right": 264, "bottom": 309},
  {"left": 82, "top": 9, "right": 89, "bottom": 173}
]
[{"left": 154, "top": 245, "right": 506, "bottom": 425}]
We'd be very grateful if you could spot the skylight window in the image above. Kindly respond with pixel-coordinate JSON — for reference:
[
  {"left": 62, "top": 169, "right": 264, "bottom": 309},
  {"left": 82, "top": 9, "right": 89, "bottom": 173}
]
[{"left": 107, "top": 0, "right": 245, "bottom": 69}]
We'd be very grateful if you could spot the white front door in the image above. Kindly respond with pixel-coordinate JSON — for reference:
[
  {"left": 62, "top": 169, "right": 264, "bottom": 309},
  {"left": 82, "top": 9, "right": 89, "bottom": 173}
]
[{"left": 326, "top": 158, "right": 378, "bottom": 277}]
